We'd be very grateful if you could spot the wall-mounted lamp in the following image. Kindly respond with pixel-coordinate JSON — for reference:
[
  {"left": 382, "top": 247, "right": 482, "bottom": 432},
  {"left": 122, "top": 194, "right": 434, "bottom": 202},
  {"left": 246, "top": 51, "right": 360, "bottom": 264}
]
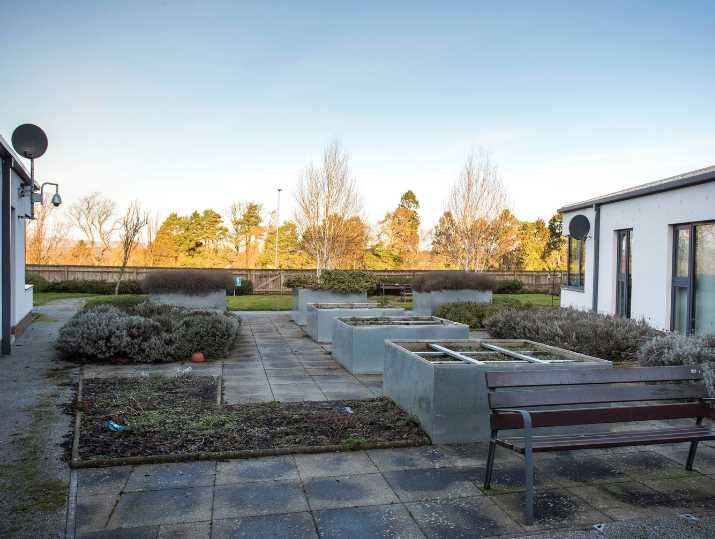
[{"left": 32, "top": 182, "right": 62, "bottom": 207}]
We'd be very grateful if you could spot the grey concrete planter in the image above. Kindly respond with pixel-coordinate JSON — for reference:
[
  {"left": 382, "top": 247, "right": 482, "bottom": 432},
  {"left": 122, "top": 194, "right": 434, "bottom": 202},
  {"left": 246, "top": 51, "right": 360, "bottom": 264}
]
[
  {"left": 149, "top": 290, "right": 226, "bottom": 311},
  {"left": 412, "top": 289, "right": 493, "bottom": 315},
  {"left": 383, "top": 339, "right": 612, "bottom": 443},
  {"left": 305, "top": 303, "right": 406, "bottom": 343},
  {"left": 291, "top": 288, "right": 368, "bottom": 326},
  {"left": 332, "top": 316, "right": 469, "bottom": 374}
]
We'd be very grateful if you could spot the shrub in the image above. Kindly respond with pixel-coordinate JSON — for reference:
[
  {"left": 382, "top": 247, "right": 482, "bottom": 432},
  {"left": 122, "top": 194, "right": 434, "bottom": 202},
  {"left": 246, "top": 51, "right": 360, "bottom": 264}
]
[
  {"left": 435, "top": 299, "right": 529, "bottom": 329},
  {"left": 637, "top": 334, "right": 715, "bottom": 396},
  {"left": 40, "top": 279, "right": 142, "bottom": 295},
  {"left": 285, "top": 270, "right": 376, "bottom": 294},
  {"left": 483, "top": 307, "right": 662, "bottom": 362},
  {"left": 141, "top": 269, "right": 234, "bottom": 295},
  {"left": 412, "top": 271, "right": 496, "bottom": 293},
  {"left": 495, "top": 279, "right": 523, "bottom": 293},
  {"left": 26, "top": 272, "right": 49, "bottom": 292},
  {"left": 235, "top": 279, "right": 254, "bottom": 296},
  {"left": 56, "top": 302, "right": 241, "bottom": 363}
]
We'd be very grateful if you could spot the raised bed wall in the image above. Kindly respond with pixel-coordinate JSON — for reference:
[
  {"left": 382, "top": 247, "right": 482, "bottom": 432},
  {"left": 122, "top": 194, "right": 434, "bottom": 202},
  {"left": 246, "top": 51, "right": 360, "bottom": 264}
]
[
  {"left": 412, "top": 289, "right": 493, "bottom": 315},
  {"left": 332, "top": 317, "right": 469, "bottom": 374},
  {"left": 291, "top": 289, "right": 368, "bottom": 326},
  {"left": 149, "top": 290, "right": 226, "bottom": 311},
  {"left": 305, "top": 304, "right": 406, "bottom": 343}
]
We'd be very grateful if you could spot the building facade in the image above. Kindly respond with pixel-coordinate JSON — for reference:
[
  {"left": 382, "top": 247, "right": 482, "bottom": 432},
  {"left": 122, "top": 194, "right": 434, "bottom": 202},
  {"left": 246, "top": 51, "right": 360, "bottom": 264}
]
[
  {"left": 559, "top": 166, "right": 715, "bottom": 335},
  {"left": 1, "top": 135, "right": 35, "bottom": 354}
]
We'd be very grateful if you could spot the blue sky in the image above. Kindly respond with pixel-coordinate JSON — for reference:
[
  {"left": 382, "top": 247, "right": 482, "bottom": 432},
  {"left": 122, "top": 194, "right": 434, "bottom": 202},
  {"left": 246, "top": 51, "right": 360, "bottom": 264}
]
[{"left": 1, "top": 1, "right": 713, "bottom": 232}]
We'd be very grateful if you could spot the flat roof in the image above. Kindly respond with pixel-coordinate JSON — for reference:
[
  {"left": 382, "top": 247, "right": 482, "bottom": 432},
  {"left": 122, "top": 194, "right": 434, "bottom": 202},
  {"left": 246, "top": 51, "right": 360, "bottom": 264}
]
[
  {"left": 0, "top": 134, "right": 33, "bottom": 185},
  {"left": 558, "top": 164, "right": 715, "bottom": 213}
]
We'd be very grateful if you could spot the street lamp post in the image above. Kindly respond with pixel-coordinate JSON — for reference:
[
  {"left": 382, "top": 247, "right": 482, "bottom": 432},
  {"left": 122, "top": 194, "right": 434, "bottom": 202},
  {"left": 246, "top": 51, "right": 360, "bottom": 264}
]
[{"left": 274, "top": 188, "right": 282, "bottom": 268}]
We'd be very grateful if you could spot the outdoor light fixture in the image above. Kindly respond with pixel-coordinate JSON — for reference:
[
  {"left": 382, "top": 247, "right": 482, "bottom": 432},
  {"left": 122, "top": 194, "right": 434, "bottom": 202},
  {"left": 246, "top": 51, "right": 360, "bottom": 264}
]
[{"left": 34, "top": 182, "right": 62, "bottom": 207}]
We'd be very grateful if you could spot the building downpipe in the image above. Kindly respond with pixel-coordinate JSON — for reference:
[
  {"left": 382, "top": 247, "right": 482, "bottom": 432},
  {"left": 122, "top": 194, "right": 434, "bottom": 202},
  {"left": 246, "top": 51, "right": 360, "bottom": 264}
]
[
  {"left": 592, "top": 203, "right": 600, "bottom": 313},
  {"left": 1, "top": 157, "right": 11, "bottom": 354}
]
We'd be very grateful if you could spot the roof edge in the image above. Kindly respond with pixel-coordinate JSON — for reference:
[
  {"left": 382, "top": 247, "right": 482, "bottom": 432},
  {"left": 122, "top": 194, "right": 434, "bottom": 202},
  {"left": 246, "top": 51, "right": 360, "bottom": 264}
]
[
  {"left": 0, "top": 134, "right": 33, "bottom": 185},
  {"left": 558, "top": 165, "right": 715, "bottom": 213}
]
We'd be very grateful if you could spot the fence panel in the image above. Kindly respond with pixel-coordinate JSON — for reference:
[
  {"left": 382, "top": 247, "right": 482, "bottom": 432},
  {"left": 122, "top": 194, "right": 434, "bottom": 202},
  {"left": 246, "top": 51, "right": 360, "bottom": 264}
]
[{"left": 27, "top": 265, "right": 566, "bottom": 294}]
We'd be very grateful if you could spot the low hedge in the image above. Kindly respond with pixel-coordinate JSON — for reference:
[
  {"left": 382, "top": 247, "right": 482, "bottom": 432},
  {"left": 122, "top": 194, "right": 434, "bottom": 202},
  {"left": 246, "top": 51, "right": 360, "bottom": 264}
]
[
  {"left": 56, "top": 302, "right": 241, "bottom": 363},
  {"left": 483, "top": 307, "right": 662, "bottom": 362},
  {"left": 638, "top": 333, "right": 715, "bottom": 396},
  {"left": 285, "top": 270, "right": 376, "bottom": 294},
  {"left": 30, "top": 278, "right": 142, "bottom": 295},
  {"left": 435, "top": 299, "right": 529, "bottom": 329},
  {"left": 142, "top": 269, "right": 234, "bottom": 295},
  {"left": 412, "top": 271, "right": 495, "bottom": 293},
  {"left": 235, "top": 279, "right": 254, "bottom": 296},
  {"left": 494, "top": 279, "right": 523, "bottom": 293}
]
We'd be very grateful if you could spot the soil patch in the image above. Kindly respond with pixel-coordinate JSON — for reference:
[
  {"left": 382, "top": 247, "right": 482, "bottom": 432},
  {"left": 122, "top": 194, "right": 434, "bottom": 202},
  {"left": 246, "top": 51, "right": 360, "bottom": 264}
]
[{"left": 76, "top": 377, "right": 429, "bottom": 463}]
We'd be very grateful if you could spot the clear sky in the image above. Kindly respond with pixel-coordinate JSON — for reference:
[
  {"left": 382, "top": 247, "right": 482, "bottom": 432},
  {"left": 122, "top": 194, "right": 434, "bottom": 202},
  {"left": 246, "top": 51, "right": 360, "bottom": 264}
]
[{"left": 1, "top": 1, "right": 713, "bottom": 231}]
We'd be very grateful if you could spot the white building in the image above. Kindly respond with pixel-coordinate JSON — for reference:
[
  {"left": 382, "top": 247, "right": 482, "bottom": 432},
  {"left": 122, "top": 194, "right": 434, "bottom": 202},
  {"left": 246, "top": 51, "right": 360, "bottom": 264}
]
[
  {"left": 559, "top": 165, "right": 715, "bottom": 335},
  {"left": 1, "top": 135, "right": 35, "bottom": 354}
]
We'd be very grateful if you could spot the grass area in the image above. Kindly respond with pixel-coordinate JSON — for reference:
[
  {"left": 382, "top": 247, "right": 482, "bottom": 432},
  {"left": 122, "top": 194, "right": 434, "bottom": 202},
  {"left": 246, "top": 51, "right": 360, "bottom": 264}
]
[
  {"left": 34, "top": 291, "right": 559, "bottom": 310},
  {"left": 494, "top": 293, "right": 560, "bottom": 306},
  {"left": 226, "top": 294, "right": 293, "bottom": 311}
]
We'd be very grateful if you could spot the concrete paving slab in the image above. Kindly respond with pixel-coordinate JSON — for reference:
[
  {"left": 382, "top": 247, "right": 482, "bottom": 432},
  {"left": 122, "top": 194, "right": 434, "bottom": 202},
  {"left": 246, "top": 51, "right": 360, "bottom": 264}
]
[
  {"left": 216, "top": 455, "right": 299, "bottom": 484},
  {"left": 535, "top": 452, "right": 628, "bottom": 486},
  {"left": 78, "top": 526, "right": 160, "bottom": 538},
  {"left": 479, "top": 462, "right": 559, "bottom": 494},
  {"left": 595, "top": 515, "right": 715, "bottom": 538},
  {"left": 367, "top": 446, "right": 453, "bottom": 472},
  {"left": 570, "top": 482, "right": 675, "bottom": 520},
  {"left": 382, "top": 467, "right": 483, "bottom": 502},
  {"left": 212, "top": 512, "right": 318, "bottom": 538},
  {"left": 75, "top": 494, "right": 119, "bottom": 535},
  {"left": 107, "top": 486, "right": 214, "bottom": 528},
  {"left": 407, "top": 496, "right": 522, "bottom": 538},
  {"left": 77, "top": 466, "right": 132, "bottom": 497},
  {"left": 158, "top": 520, "right": 211, "bottom": 538},
  {"left": 295, "top": 451, "right": 378, "bottom": 478},
  {"left": 124, "top": 462, "right": 216, "bottom": 491},
  {"left": 643, "top": 475, "right": 715, "bottom": 501},
  {"left": 315, "top": 504, "right": 424, "bottom": 538},
  {"left": 213, "top": 480, "right": 309, "bottom": 518},
  {"left": 304, "top": 473, "right": 399, "bottom": 510}
]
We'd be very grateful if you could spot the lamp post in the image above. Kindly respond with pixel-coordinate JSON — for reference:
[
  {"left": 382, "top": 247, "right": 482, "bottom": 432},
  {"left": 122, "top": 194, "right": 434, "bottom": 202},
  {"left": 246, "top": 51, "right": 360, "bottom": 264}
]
[{"left": 274, "top": 188, "right": 282, "bottom": 268}]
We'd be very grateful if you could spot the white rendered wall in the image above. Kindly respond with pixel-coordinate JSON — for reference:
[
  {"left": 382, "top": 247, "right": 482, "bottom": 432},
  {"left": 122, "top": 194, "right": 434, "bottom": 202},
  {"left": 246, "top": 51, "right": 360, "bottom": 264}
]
[
  {"left": 560, "top": 207, "right": 595, "bottom": 311},
  {"left": 561, "top": 182, "right": 715, "bottom": 330},
  {"left": 10, "top": 168, "right": 32, "bottom": 325}
]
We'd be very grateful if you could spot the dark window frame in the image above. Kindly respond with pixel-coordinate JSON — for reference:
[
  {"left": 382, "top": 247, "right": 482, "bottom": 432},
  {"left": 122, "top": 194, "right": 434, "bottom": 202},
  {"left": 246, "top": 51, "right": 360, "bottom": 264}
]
[
  {"left": 670, "top": 219, "right": 715, "bottom": 335},
  {"left": 566, "top": 236, "right": 585, "bottom": 290},
  {"left": 615, "top": 228, "right": 632, "bottom": 318}
]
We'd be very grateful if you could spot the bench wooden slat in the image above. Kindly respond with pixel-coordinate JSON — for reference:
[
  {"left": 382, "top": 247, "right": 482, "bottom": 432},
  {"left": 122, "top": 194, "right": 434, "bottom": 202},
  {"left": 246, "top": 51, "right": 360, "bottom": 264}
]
[
  {"left": 498, "top": 426, "right": 715, "bottom": 453},
  {"left": 490, "top": 402, "right": 712, "bottom": 430},
  {"left": 489, "top": 382, "right": 707, "bottom": 409},
  {"left": 486, "top": 366, "right": 703, "bottom": 389}
]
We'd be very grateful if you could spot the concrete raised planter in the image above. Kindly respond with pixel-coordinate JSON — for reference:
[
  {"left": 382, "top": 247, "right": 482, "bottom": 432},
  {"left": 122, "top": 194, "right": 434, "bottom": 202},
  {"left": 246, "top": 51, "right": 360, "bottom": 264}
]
[
  {"left": 305, "top": 303, "right": 406, "bottom": 343},
  {"left": 149, "top": 290, "right": 226, "bottom": 311},
  {"left": 384, "top": 339, "right": 612, "bottom": 443},
  {"left": 413, "top": 289, "right": 493, "bottom": 315},
  {"left": 291, "top": 288, "right": 368, "bottom": 326},
  {"left": 332, "top": 316, "right": 469, "bottom": 374}
]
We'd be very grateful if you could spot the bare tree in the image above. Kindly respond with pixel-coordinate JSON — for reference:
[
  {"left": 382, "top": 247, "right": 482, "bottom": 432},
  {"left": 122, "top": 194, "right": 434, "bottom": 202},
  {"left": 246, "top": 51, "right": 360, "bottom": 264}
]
[
  {"left": 447, "top": 150, "right": 508, "bottom": 271},
  {"left": 115, "top": 201, "right": 149, "bottom": 294},
  {"left": 26, "top": 195, "right": 69, "bottom": 264},
  {"left": 142, "top": 211, "right": 161, "bottom": 266},
  {"left": 294, "top": 142, "right": 362, "bottom": 274},
  {"left": 67, "top": 192, "right": 117, "bottom": 264}
]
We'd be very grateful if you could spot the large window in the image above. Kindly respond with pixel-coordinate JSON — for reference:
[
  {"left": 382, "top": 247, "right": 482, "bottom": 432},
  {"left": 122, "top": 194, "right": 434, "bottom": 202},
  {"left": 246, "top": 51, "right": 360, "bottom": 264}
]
[
  {"left": 671, "top": 221, "right": 715, "bottom": 335},
  {"left": 567, "top": 236, "right": 585, "bottom": 289}
]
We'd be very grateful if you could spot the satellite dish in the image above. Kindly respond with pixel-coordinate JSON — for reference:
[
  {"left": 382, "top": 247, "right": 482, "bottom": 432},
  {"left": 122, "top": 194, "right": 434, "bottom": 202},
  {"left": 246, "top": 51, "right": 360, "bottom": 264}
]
[
  {"left": 11, "top": 124, "right": 48, "bottom": 159},
  {"left": 568, "top": 214, "right": 590, "bottom": 240}
]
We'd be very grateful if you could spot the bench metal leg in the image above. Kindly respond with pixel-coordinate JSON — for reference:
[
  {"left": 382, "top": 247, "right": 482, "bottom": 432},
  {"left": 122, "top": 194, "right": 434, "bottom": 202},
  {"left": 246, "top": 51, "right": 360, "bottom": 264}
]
[
  {"left": 686, "top": 441, "right": 699, "bottom": 471},
  {"left": 484, "top": 438, "right": 497, "bottom": 489},
  {"left": 524, "top": 446, "right": 535, "bottom": 525}
]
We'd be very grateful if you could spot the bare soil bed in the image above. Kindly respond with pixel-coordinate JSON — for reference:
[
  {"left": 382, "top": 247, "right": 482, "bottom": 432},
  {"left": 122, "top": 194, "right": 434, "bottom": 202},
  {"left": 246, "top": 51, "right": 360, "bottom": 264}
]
[{"left": 76, "top": 377, "right": 428, "bottom": 463}]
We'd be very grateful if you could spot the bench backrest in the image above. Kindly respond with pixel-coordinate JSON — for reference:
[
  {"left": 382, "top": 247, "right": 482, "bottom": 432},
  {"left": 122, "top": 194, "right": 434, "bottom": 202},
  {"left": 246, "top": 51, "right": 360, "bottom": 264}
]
[{"left": 486, "top": 366, "right": 710, "bottom": 430}]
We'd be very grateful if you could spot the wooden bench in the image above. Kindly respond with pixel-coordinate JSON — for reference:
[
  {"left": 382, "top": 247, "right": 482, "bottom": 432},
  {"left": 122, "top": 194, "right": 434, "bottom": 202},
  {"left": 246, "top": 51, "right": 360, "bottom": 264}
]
[{"left": 484, "top": 366, "right": 715, "bottom": 524}]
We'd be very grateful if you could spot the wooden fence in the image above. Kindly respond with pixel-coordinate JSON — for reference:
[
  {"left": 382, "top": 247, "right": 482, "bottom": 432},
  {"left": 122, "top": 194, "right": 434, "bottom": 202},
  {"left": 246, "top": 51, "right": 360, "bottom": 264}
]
[{"left": 27, "top": 265, "right": 566, "bottom": 294}]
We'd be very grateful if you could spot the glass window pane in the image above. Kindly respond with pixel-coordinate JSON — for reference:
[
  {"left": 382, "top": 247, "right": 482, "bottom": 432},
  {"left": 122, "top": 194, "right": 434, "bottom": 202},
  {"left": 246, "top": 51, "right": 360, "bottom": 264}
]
[
  {"left": 673, "top": 286, "right": 689, "bottom": 334},
  {"left": 567, "top": 237, "right": 584, "bottom": 288},
  {"left": 618, "top": 233, "right": 626, "bottom": 273},
  {"left": 676, "top": 227, "right": 690, "bottom": 278},
  {"left": 694, "top": 223, "right": 715, "bottom": 335}
]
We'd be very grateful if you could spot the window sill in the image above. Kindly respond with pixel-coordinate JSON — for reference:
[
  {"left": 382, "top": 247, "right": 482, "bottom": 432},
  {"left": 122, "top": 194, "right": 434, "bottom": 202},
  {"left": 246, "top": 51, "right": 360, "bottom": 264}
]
[{"left": 561, "top": 286, "right": 585, "bottom": 293}]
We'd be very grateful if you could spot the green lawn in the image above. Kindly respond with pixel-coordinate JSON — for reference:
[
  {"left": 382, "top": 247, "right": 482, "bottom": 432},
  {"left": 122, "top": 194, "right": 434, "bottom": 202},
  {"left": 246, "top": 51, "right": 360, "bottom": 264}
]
[{"left": 33, "top": 291, "right": 560, "bottom": 310}]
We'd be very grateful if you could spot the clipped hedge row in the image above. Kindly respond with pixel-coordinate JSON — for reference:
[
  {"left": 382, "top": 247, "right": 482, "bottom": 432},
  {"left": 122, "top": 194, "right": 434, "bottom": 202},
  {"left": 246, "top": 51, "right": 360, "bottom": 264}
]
[
  {"left": 27, "top": 273, "right": 142, "bottom": 295},
  {"left": 142, "top": 269, "right": 234, "bottom": 295},
  {"left": 483, "top": 307, "right": 662, "bottom": 362},
  {"left": 285, "top": 270, "right": 376, "bottom": 294},
  {"left": 494, "top": 279, "right": 523, "bottom": 293},
  {"left": 412, "top": 271, "right": 495, "bottom": 293},
  {"left": 56, "top": 302, "right": 241, "bottom": 363},
  {"left": 434, "top": 299, "right": 529, "bottom": 329}
]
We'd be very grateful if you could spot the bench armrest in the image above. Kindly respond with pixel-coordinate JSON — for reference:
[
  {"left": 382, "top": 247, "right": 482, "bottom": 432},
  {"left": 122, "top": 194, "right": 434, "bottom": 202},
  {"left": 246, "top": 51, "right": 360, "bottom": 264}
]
[{"left": 495, "top": 408, "right": 535, "bottom": 452}]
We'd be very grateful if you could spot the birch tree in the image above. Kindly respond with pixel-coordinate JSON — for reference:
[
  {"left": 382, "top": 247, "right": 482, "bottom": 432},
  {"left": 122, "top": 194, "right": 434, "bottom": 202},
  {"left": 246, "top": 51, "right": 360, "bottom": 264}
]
[
  {"left": 447, "top": 150, "right": 508, "bottom": 271},
  {"left": 294, "top": 143, "right": 362, "bottom": 274},
  {"left": 115, "top": 201, "right": 149, "bottom": 294},
  {"left": 67, "top": 192, "right": 117, "bottom": 264}
]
